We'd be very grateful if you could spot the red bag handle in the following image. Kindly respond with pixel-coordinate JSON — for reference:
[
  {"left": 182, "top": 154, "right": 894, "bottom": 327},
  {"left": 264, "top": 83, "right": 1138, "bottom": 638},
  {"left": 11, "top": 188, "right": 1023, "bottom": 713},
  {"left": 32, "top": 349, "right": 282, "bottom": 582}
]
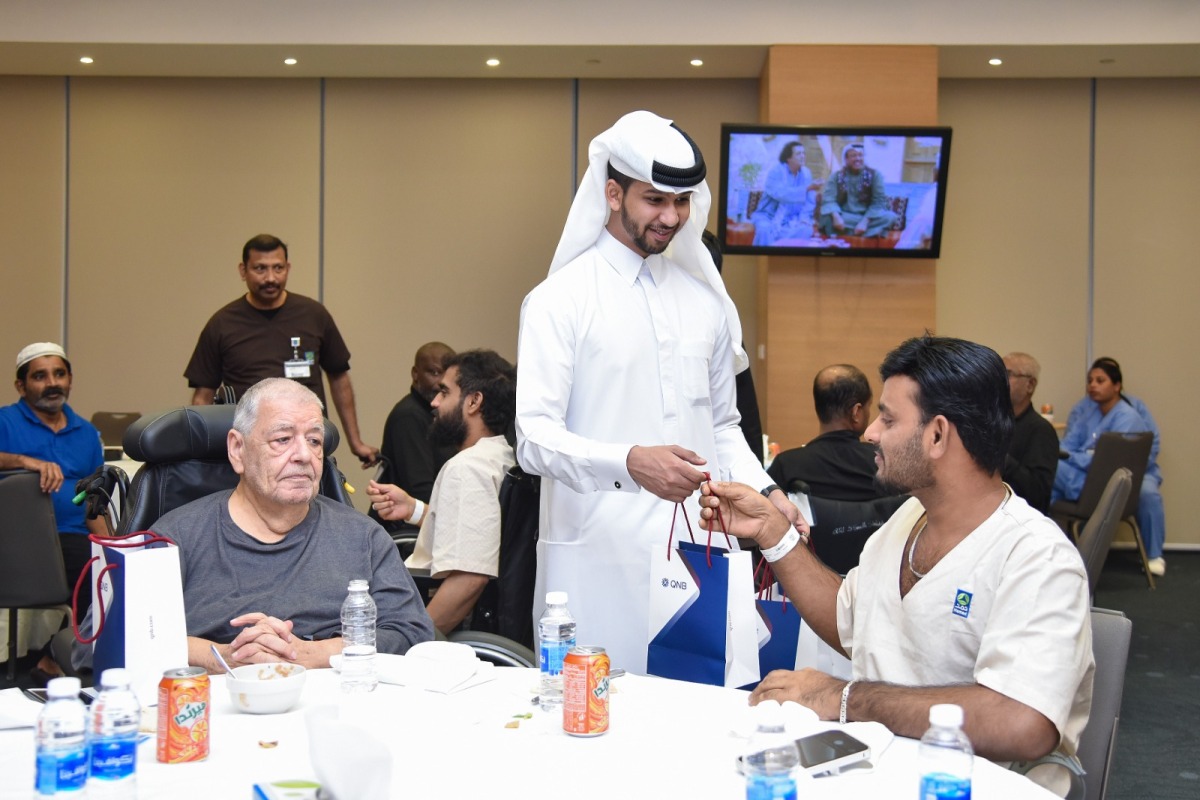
[
  {"left": 666, "top": 501, "right": 696, "bottom": 561},
  {"left": 664, "top": 474, "right": 735, "bottom": 568},
  {"left": 72, "top": 531, "right": 176, "bottom": 644}
]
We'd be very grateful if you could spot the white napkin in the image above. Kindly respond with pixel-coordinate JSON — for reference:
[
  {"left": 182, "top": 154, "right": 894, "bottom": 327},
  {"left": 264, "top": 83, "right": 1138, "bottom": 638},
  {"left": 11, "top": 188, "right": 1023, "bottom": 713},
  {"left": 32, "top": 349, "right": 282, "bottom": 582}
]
[
  {"left": 0, "top": 687, "right": 40, "bottom": 729},
  {"left": 331, "top": 641, "right": 495, "bottom": 693},
  {"left": 305, "top": 706, "right": 391, "bottom": 800}
]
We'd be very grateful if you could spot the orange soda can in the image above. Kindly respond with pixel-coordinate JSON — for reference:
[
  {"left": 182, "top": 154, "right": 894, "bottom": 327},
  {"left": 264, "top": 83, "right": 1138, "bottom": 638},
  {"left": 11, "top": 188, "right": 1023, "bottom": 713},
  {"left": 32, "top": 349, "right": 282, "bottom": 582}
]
[
  {"left": 157, "top": 666, "right": 210, "bottom": 762},
  {"left": 562, "top": 645, "right": 610, "bottom": 736}
]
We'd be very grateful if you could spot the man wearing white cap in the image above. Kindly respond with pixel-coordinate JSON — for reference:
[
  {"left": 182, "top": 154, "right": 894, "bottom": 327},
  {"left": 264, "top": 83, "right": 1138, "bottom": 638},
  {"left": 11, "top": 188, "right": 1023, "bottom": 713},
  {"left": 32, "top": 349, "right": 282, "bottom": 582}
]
[
  {"left": 516, "top": 111, "right": 802, "bottom": 675},
  {"left": 0, "top": 343, "right": 105, "bottom": 614}
]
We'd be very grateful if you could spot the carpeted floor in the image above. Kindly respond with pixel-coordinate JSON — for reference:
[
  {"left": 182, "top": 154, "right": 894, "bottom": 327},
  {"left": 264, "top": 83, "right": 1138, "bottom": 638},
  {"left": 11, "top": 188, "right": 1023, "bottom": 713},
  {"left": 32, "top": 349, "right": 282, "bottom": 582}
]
[{"left": 1093, "top": 549, "right": 1200, "bottom": 799}]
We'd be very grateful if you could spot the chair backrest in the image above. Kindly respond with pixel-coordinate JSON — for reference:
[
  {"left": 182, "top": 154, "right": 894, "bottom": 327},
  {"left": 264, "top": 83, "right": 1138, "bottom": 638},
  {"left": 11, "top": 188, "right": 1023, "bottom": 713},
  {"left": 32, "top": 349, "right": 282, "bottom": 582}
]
[
  {"left": 469, "top": 465, "right": 540, "bottom": 649},
  {"left": 803, "top": 492, "right": 909, "bottom": 575},
  {"left": 1075, "top": 469, "right": 1133, "bottom": 596},
  {"left": 1073, "top": 432, "right": 1152, "bottom": 520},
  {"left": 118, "top": 405, "right": 350, "bottom": 534},
  {"left": 1079, "top": 608, "right": 1132, "bottom": 800},
  {"left": 0, "top": 470, "right": 70, "bottom": 607},
  {"left": 90, "top": 411, "right": 142, "bottom": 448}
]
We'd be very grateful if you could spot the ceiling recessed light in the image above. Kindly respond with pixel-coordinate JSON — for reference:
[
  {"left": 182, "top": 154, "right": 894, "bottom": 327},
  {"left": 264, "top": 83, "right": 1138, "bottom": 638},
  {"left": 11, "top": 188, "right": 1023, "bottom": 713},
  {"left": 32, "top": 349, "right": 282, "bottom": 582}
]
[
  {"left": 988, "top": 58, "right": 1003, "bottom": 66},
  {"left": 80, "top": 57, "right": 94, "bottom": 64},
  {"left": 284, "top": 58, "right": 297, "bottom": 66},
  {"left": 690, "top": 59, "right": 704, "bottom": 67},
  {"left": 486, "top": 58, "right": 500, "bottom": 67}
]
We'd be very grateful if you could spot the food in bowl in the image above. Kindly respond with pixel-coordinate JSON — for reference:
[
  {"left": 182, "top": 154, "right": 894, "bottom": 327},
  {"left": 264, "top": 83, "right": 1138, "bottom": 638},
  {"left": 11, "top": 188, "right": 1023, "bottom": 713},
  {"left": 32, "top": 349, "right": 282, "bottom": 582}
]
[{"left": 226, "top": 662, "right": 307, "bottom": 714}]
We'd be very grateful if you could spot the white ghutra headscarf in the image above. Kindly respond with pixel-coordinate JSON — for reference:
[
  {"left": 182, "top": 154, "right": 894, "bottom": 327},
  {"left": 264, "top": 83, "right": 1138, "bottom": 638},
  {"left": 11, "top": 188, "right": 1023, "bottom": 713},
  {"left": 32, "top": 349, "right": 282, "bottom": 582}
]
[{"left": 548, "top": 110, "right": 749, "bottom": 373}]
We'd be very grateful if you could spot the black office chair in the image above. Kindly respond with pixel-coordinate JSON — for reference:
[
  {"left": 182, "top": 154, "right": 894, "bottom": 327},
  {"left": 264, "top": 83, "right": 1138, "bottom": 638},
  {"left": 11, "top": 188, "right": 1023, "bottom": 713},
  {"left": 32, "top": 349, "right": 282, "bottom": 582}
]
[
  {"left": 0, "top": 470, "right": 71, "bottom": 680},
  {"left": 1050, "top": 432, "right": 1154, "bottom": 589},
  {"left": 1074, "top": 468, "right": 1133, "bottom": 599},
  {"left": 406, "top": 465, "right": 541, "bottom": 650},
  {"left": 790, "top": 482, "right": 908, "bottom": 575},
  {"left": 117, "top": 405, "right": 352, "bottom": 534}
]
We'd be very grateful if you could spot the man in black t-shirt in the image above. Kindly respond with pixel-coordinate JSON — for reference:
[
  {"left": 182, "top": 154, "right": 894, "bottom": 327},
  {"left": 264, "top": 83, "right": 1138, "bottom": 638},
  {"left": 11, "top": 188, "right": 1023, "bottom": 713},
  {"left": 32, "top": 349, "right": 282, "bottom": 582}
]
[
  {"left": 768, "top": 364, "right": 891, "bottom": 502},
  {"left": 184, "top": 233, "right": 379, "bottom": 466}
]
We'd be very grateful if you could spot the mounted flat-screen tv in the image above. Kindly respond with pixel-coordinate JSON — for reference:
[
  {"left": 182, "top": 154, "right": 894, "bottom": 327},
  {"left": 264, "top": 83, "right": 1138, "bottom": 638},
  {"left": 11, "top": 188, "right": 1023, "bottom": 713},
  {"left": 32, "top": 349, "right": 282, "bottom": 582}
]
[{"left": 717, "top": 124, "right": 952, "bottom": 258}]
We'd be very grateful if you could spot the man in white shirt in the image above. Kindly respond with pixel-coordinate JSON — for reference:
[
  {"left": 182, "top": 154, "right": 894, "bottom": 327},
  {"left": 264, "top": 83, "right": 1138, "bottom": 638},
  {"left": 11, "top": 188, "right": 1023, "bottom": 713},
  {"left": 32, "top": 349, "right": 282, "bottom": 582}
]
[
  {"left": 367, "top": 349, "right": 516, "bottom": 634},
  {"left": 515, "top": 110, "right": 801, "bottom": 674},
  {"left": 699, "top": 335, "right": 1094, "bottom": 797}
]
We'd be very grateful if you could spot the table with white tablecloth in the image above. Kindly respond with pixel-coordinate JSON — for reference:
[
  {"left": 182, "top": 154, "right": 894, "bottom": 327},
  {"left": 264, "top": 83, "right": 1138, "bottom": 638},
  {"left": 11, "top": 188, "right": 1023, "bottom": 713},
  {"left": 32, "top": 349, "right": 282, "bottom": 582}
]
[{"left": 0, "top": 666, "right": 1056, "bottom": 799}]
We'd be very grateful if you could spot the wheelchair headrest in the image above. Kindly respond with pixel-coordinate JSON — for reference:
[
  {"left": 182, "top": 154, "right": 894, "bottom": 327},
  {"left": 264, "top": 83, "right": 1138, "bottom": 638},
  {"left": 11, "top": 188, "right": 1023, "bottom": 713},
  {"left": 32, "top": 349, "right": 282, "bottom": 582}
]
[{"left": 123, "top": 405, "right": 341, "bottom": 464}]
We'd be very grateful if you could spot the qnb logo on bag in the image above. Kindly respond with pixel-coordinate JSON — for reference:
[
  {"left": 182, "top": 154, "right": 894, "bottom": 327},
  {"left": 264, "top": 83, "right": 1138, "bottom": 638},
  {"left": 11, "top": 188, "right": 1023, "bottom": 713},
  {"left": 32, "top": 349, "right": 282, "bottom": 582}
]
[{"left": 661, "top": 577, "right": 689, "bottom": 591}]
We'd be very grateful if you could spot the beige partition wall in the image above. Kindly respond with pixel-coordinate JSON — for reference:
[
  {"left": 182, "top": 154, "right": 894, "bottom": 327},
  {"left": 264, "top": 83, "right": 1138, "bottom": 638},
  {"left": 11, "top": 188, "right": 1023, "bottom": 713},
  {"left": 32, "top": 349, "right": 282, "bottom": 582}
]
[
  {"left": 0, "top": 77, "right": 66, "bottom": 353},
  {"left": 66, "top": 78, "right": 322, "bottom": 417},
  {"left": 760, "top": 46, "right": 938, "bottom": 449},
  {"left": 322, "top": 78, "right": 575, "bottom": 463},
  {"left": 936, "top": 79, "right": 1093, "bottom": 415},
  {"left": 1093, "top": 78, "right": 1199, "bottom": 549}
]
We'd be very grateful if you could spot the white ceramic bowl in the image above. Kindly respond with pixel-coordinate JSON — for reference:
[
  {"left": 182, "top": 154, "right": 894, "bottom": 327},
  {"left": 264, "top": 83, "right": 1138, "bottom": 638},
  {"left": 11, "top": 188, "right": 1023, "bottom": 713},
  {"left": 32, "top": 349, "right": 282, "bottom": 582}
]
[{"left": 226, "top": 662, "right": 307, "bottom": 714}]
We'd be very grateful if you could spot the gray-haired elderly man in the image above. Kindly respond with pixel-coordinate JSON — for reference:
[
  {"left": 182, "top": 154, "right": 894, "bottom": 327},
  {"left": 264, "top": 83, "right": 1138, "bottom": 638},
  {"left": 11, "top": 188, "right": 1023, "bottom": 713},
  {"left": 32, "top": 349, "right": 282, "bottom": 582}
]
[
  {"left": 77, "top": 378, "right": 433, "bottom": 675},
  {"left": 515, "top": 110, "right": 802, "bottom": 676}
]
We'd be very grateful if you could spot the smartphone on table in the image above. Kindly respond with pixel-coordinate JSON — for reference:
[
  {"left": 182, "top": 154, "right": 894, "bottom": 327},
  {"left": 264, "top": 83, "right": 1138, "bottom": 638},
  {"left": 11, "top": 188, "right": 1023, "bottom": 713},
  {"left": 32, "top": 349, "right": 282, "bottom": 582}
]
[{"left": 738, "top": 729, "right": 871, "bottom": 777}]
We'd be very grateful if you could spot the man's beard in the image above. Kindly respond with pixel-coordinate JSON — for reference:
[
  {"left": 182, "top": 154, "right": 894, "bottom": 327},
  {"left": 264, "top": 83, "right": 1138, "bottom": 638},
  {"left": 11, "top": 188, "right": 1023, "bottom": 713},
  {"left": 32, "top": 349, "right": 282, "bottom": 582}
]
[
  {"left": 873, "top": 427, "right": 934, "bottom": 496},
  {"left": 430, "top": 403, "right": 468, "bottom": 448},
  {"left": 32, "top": 388, "right": 67, "bottom": 414},
  {"left": 621, "top": 203, "right": 677, "bottom": 256}
]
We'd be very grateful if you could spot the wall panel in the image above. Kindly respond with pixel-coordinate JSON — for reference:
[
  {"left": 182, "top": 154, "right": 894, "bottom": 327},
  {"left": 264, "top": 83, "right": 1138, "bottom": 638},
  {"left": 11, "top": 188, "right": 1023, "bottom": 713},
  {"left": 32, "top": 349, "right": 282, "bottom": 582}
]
[
  {"left": 761, "top": 46, "right": 938, "bottom": 449},
  {"left": 1094, "top": 78, "right": 1199, "bottom": 549},
  {"left": 67, "top": 78, "right": 322, "bottom": 419},
  {"left": 0, "top": 77, "right": 65, "bottom": 356},
  {"left": 936, "top": 79, "right": 1093, "bottom": 417},
  {"left": 323, "top": 78, "right": 575, "bottom": 474}
]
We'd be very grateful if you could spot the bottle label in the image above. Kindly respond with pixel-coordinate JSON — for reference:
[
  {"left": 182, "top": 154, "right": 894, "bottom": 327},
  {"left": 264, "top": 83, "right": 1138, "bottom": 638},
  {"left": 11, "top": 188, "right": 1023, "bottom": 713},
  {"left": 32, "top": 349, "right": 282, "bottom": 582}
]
[
  {"left": 920, "top": 773, "right": 971, "bottom": 800},
  {"left": 539, "top": 638, "right": 575, "bottom": 676},
  {"left": 90, "top": 737, "right": 137, "bottom": 781},
  {"left": 36, "top": 747, "right": 88, "bottom": 792},
  {"left": 745, "top": 773, "right": 797, "bottom": 800}
]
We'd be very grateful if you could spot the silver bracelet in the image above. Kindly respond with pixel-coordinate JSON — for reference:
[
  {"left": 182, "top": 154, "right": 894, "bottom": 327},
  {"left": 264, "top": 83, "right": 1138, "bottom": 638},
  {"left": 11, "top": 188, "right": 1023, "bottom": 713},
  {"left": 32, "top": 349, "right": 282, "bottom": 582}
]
[
  {"left": 406, "top": 499, "right": 425, "bottom": 525},
  {"left": 760, "top": 528, "right": 802, "bottom": 562},
  {"left": 840, "top": 679, "right": 856, "bottom": 725}
]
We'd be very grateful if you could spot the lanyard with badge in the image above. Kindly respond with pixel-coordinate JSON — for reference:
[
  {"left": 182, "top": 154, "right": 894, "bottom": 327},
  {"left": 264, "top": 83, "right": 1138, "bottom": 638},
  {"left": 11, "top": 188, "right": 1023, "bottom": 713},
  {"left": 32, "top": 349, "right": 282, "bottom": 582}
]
[{"left": 284, "top": 336, "right": 314, "bottom": 378}]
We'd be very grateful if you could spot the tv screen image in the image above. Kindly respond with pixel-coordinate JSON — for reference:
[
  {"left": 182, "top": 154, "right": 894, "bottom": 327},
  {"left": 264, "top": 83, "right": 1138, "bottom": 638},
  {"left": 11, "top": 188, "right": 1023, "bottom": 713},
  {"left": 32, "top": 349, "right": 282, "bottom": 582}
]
[{"left": 718, "top": 125, "right": 951, "bottom": 258}]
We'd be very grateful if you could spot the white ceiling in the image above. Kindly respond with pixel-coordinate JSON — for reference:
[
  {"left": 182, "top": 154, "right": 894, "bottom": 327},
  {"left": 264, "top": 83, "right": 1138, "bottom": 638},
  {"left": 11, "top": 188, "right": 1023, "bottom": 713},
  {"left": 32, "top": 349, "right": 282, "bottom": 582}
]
[{"left": 1, "top": 0, "right": 1197, "bottom": 80}]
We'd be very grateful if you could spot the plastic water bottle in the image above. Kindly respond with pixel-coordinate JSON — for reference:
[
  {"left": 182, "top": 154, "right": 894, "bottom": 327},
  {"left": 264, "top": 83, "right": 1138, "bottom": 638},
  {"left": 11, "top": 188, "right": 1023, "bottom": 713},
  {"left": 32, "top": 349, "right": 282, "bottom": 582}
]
[
  {"left": 340, "top": 578, "right": 378, "bottom": 692},
  {"left": 88, "top": 667, "right": 140, "bottom": 798},
  {"left": 743, "top": 699, "right": 800, "bottom": 800},
  {"left": 918, "top": 703, "right": 974, "bottom": 800},
  {"left": 537, "top": 591, "right": 576, "bottom": 710},
  {"left": 34, "top": 677, "right": 89, "bottom": 797}
]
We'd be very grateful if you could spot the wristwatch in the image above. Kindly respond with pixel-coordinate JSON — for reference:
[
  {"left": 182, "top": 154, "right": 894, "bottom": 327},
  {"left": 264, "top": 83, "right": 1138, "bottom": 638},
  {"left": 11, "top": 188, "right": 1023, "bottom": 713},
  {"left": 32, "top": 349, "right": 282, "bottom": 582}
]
[{"left": 760, "top": 484, "right": 782, "bottom": 498}]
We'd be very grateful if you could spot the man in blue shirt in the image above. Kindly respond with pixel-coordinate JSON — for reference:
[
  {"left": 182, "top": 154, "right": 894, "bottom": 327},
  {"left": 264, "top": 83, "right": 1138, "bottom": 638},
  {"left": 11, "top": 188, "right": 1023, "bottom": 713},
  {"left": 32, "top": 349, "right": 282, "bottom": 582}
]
[{"left": 0, "top": 342, "right": 105, "bottom": 618}]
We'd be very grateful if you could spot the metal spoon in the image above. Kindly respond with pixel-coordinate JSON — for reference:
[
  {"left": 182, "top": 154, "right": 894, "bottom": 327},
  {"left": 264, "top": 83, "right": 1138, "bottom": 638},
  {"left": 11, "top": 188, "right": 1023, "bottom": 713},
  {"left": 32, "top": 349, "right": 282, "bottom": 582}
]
[{"left": 210, "top": 644, "right": 236, "bottom": 676}]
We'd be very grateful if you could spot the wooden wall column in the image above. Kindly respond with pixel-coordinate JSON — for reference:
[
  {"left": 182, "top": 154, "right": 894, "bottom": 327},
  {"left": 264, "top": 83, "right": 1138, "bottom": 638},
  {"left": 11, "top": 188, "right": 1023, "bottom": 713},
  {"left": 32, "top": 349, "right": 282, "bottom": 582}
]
[{"left": 759, "top": 45, "right": 939, "bottom": 448}]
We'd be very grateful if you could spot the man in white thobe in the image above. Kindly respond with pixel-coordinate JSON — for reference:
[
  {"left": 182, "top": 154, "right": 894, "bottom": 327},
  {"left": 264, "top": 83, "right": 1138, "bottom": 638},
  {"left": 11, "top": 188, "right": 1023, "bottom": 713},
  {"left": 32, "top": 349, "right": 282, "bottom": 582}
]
[{"left": 516, "top": 110, "right": 802, "bottom": 675}]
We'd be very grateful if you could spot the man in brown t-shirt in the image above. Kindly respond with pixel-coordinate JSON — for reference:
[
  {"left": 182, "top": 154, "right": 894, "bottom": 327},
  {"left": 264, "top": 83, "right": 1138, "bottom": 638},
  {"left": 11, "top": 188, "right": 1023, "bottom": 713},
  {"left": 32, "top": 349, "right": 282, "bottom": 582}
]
[{"left": 185, "top": 233, "right": 379, "bottom": 466}]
